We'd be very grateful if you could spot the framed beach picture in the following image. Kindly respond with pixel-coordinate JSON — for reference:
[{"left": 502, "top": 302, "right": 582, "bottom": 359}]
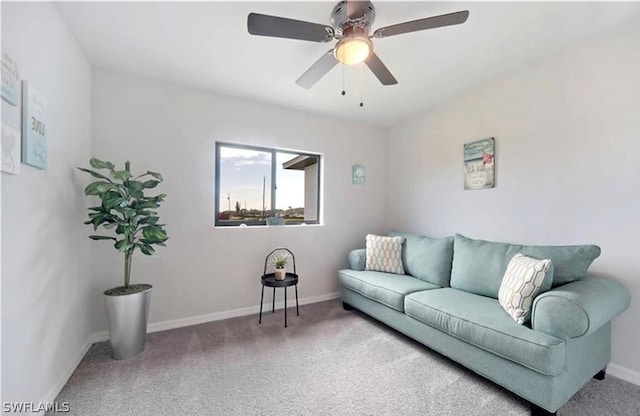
[{"left": 464, "top": 138, "right": 495, "bottom": 190}]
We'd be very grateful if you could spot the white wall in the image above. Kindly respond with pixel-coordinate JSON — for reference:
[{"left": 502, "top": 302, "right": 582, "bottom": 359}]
[
  {"left": 91, "top": 69, "right": 387, "bottom": 332},
  {"left": 386, "top": 22, "right": 640, "bottom": 380},
  {"left": 1, "top": 1, "right": 93, "bottom": 408}
]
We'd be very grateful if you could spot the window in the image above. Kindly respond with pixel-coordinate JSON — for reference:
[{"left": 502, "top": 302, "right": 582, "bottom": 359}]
[{"left": 215, "top": 142, "right": 321, "bottom": 226}]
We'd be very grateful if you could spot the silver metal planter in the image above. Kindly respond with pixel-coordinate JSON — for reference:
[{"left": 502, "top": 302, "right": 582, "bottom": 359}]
[{"left": 104, "top": 284, "right": 152, "bottom": 360}]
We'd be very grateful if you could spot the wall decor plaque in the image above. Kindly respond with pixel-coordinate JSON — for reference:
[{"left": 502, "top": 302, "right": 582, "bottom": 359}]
[
  {"left": 22, "top": 81, "right": 47, "bottom": 169},
  {"left": 464, "top": 138, "right": 494, "bottom": 190}
]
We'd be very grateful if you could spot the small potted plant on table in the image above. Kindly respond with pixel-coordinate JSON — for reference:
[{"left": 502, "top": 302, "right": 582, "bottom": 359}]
[{"left": 273, "top": 253, "right": 289, "bottom": 280}]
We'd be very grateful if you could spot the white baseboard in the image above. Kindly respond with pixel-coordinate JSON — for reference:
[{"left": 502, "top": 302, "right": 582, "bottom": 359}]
[
  {"left": 41, "top": 336, "right": 94, "bottom": 405},
  {"left": 607, "top": 363, "right": 640, "bottom": 386},
  {"left": 91, "top": 291, "right": 340, "bottom": 343}
]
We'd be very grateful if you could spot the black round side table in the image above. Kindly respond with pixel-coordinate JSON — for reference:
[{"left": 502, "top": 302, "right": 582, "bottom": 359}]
[
  {"left": 259, "top": 273, "right": 299, "bottom": 327},
  {"left": 259, "top": 248, "right": 300, "bottom": 327}
]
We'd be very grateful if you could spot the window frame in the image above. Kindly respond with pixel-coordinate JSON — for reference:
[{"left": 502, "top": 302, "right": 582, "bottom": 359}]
[{"left": 214, "top": 142, "right": 321, "bottom": 227}]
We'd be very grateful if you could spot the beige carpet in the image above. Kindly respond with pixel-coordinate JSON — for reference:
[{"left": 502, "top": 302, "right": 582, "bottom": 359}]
[{"left": 52, "top": 300, "right": 640, "bottom": 415}]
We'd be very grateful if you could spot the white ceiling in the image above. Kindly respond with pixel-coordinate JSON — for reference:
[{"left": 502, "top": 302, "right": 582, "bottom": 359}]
[{"left": 56, "top": 1, "right": 640, "bottom": 126}]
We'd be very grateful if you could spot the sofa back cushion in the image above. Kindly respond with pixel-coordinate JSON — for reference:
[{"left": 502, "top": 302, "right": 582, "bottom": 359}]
[
  {"left": 520, "top": 245, "right": 601, "bottom": 287},
  {"left": 389, "top": 231, "right": 453, "bottom": 287},
  {"left": 451, "top": 234, "right": 601, "bottom": 298}
]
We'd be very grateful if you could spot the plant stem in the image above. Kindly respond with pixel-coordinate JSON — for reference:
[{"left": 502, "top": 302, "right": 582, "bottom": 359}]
[{"left": 124, "top": 252, "right": 132, "bottom": 288}]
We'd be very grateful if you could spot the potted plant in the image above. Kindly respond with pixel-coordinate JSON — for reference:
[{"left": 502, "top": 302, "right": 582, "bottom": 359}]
[
  {"left": 78, "top": 158, "right": 168, "bottom": 360},
  {"left": 273, "top": 253, "right": 289, "bottom": 281}
]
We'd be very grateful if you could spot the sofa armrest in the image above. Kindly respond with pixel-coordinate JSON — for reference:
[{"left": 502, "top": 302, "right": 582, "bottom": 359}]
[
  {"left": 531, "top": 276, "right": 630, "bottom": 339},
  {"left": 348, "top": 249, "right": 366, "bottom": 271}
]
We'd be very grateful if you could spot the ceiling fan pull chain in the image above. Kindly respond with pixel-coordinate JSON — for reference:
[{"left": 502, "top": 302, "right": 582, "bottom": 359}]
[
  {"left": 341, "top": 63, "right": 346, "bottom": 96},
  {"left": 359, "top": 63, "right": 364, "bottom": 107}
]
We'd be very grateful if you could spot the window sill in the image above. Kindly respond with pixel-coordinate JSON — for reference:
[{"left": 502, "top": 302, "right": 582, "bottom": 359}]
[{"left": 214, "top": 223, "right": 324, "bottom": 229}]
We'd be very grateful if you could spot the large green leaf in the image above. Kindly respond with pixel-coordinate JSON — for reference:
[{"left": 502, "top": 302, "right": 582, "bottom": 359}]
[
  {"left": 110, "top": 170, "right": 132, "bottom": 181},
  {"left": 113, "top": 186, "right": 128, "bottom": 199},
  {"left": 142, "top": 180, "right": 160, "bottom": 189},
  {"left": 104, "top": 194, "right": 127, "bottom": 210},
  {"left": 138, "top": 216, "right": 159, "bottom": 225},
  {"left": 89, "top": 158, "right": 114, "bottom": 171},
  {"left": 114, "top": 240, "right": 135, "bottom": 253},
  {"left": 126, "top": 181, "right": 144, "bottom": 193},
  {"left": 123, "top": 208, "right": 136, "bottom": 219},
  {"left": 138, "top": 244, "right": 156, "bottom": 256},
  {"left": 89, "top": 235, "right": 116, "bottom": 241},
  {"left": 136, "top": 171, "right": 163, "bottom": 181},
  {"left": 115, "top": 224, "right": 136, "bottom": 236},
  {"left": 89, "top": 158, "right": 109, "bottom": 170},
  {"left": 87, "top": 214, "right": 119, "bottom": 232},
  {"left": 84, "top": 181, "right": 116, "bottom": 196},
  {"left": 90, "top": 215, "right": 109, "bottom": 231},
  {"left": 142, "top": 226, "right": 168, "bottom": 243},
  {"left": 136, "top": 200, "right": 160, "bottom": 210},
  {"left": 77, "top": 167, "right": 113, "bottom": 182}
]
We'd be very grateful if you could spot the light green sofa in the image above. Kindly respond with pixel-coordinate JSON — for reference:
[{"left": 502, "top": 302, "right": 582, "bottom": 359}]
[{"left": 338, "top": 233, "right": 630, "bottom": 415}]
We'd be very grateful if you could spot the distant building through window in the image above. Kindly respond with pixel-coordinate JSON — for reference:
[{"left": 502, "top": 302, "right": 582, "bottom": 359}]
[{"left": 215, "top": 142, "right": 321, "bottom": 226}]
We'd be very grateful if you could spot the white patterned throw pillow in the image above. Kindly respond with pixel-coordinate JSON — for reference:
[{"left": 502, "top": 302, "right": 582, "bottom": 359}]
[
  {"left": 365, "top": 234, "right": 405, "bottom": 275},
  {"left": 499, "top": 253, "right": 552, "bottom": 324}
]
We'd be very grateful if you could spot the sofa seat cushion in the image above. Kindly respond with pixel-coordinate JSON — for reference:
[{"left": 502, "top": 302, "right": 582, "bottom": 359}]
[
  {"left": 405, "top": 288, "right": 565, "bottom": 375},
  {"left": 339, "top": 270, "right": 440, "bottom": 312}
]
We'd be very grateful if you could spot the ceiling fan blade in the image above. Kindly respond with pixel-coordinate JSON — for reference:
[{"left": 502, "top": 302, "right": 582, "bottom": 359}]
[
  {"left": 296, "top": 50, "right": 339, "bottom": 89},
  {"left": 248, "top": 13, "right": 334, "bottom": 42},
  {"left": 365, "top": 52, "right": 398, "bottom": 86},
  {"left": 373, "top": 10, "right": 469, "bottom": 38}
]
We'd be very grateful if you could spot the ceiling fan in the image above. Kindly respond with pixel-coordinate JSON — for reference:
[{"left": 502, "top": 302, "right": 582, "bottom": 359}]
[{"left": 247, "top": 1, "right": 469, "bottom": 89}]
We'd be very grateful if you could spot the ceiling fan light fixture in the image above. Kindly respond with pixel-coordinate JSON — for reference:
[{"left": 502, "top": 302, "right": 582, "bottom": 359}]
[
  {"left": 247, "top": 3, "right": 470, "bottom": 88},
  {"left": 334, "top": 37, "right": 371, "bottom": 65}
]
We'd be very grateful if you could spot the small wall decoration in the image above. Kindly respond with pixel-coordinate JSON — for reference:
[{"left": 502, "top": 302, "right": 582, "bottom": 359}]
[
  {"left": 2, "top": 51, "right": 22, "bottom": 175},
  {"left": 352, "top": 163, "right": 366, "bottom": 185},
  {"left": 22, "top": 81, "right": 47, "bottom": 169},
  {"left": 1, "top": 52, "right": 20, "bottom": 106},
  {"left": 464, "top": 138, "right": 495, "bottom": 190},
  {"left": 1, "top": 124, "right": 21, "bottom": 175}
]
